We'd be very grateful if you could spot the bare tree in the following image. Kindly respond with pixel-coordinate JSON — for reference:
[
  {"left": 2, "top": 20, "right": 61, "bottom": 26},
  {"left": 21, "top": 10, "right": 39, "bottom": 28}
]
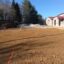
[{"left": 0, "top": 0, "right": 10, "bottom": 5}]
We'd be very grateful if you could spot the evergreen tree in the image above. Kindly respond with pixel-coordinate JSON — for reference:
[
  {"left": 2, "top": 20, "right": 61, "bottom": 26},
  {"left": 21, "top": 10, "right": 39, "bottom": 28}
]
[
  {"left": 38, "top": 14, "right": 45, "bottom": 25},
  {"left": 11, "top": 0, "right": 16, "bottom": 21},
  {"left": 22, "top": 0, "right": 39, "bottom": 24},
  {"left": 22, "top": 0, "right": 30, "bottom": 24},
  {"left": 15, "top": 3, "right": 22, "bottom": 24},
  {"left": 11, "top": 0, "right": 22, "bottom": 27},
  {"left": 29, "top": 6, "right": 39, "bottom": 24}
]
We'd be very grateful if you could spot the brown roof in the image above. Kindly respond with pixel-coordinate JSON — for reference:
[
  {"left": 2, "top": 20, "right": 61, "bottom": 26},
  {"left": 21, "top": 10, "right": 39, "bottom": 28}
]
[
  {"left": 58, "top": 16, "right": 64, "bottom": 21},
  {"left": 48, "top": 13, "right": 64, "bottom": 21}
]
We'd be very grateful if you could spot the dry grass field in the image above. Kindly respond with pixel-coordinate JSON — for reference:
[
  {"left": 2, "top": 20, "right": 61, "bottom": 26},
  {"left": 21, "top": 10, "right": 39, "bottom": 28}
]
[{"left": 0, "top": 28, "right": 64, "bottom": 64}]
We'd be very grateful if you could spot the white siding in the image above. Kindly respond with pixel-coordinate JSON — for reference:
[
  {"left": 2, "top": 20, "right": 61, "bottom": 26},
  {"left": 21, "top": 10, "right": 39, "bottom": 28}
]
[
  {"left": 53, "top": 17, "right": 59, "bottom": 27},
  {"left": 46, "top": 18, "right": 53, "bottom": 26},
  {"left": 60, "top": 21, "right": 64, "bottom": 27}
]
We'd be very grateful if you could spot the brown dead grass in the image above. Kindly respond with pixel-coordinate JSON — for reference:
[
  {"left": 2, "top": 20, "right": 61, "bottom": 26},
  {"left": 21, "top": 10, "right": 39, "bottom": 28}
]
[{"left": 0, "top": 28, "right": 64, "bottom": 64}]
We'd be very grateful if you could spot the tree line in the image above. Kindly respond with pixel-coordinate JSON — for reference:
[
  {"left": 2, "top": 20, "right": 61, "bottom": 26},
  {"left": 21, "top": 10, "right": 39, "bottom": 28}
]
[{"left": 0, "top": 0, "right": 45, "bottom": 29}]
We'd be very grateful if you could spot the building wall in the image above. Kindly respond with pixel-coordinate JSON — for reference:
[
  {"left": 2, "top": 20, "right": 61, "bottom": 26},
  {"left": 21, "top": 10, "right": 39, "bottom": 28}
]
[
  {"left": 46, "top": 18, "right": 53, "bottom": 26},
  {"left": 60, "top": 21, "right": 64, "bottom": 27},
  {"left": 53, "top": 17, "right": 59, "bottom": 27}
]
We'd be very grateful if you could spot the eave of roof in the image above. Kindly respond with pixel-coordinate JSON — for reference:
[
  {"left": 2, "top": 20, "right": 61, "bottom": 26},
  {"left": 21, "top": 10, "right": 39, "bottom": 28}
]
[{"left": 48, "top": 17, "right": 55, "bottom": 20}]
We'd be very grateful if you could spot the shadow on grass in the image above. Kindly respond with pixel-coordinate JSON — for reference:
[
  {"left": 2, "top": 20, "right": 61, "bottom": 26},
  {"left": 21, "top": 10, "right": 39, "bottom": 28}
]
[
  {"left": 0, "top": 32, "right": 64, "bottom": 44},
  {"left": 0, "top": 32, "right": 64, "bottom": 54},
  {"left": 0, "top": 40, "right": 54, "bottom": 55},
  {"left": 0, "top": 39, "right": 54, "bottom": 64},
  {"left": 0, "top": 32, "right": 64, "bottom": 64}
]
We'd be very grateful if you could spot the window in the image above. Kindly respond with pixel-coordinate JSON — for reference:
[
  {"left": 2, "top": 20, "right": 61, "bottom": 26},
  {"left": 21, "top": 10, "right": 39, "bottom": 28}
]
[
  {"left": 59, "top": 21, "right": 60, "bottom": 26},
  {"left": 54, "top": 20, "right": 56, "bottom": 25}
]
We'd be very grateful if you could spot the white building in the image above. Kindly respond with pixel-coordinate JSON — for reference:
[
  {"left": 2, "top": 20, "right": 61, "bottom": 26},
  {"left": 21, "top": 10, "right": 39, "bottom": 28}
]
[
  {"left": 46, "top": 17, "right": 54, "bottom": 26},
  {"left": 46, "top": 13, "right": 64, "bottom": 27}
]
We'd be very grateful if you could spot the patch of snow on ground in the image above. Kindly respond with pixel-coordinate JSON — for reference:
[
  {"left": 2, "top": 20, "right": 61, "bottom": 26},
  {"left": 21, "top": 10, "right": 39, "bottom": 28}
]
[
  {"left": 19, "top": 24, "right": 52, "bottom": 29},
  {"left": 19, "top": 24, "right": 64, "bottom": 29}
]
